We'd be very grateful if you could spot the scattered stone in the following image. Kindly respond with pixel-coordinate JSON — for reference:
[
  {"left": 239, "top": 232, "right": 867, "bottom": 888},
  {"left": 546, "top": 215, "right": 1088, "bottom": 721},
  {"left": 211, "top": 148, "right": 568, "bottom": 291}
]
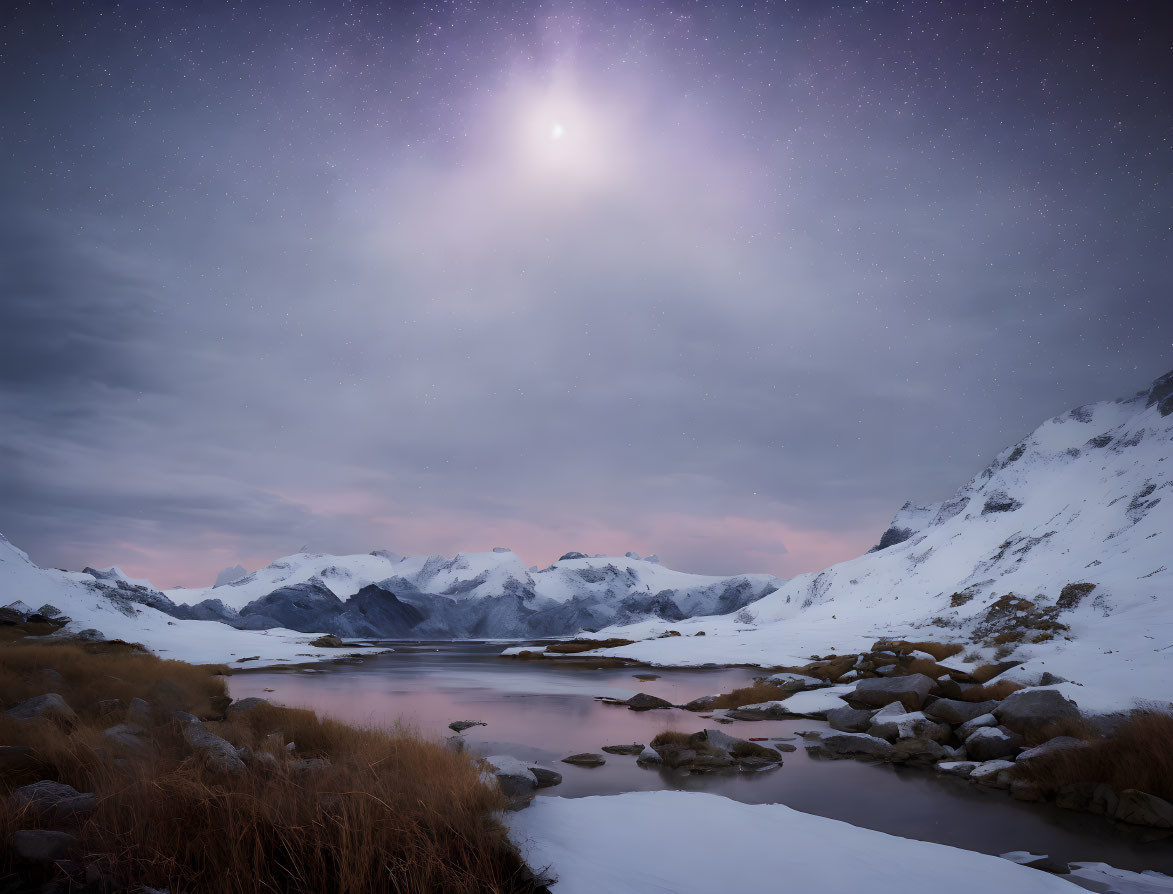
[
  {"left": 562, "top": 752, "right": 606, "bottom": 767},
  {"left": 1114, "top": 790, "right": 1173, "bottom": 829},
  {"left": 653, "top": 745, "right": 697, "bottom": 768},
  {"left": 448, "top": 720, "right": 487, "bottom": 733},
  {"left": 889, "top": 738, "right": 950, "bottom": 766},
  {"left": 924, "top": 698, "right": 1000, "bottom": 725},
  {"left": 12, "top": 829, "right": 80, "bottom": 862},
  {"left": 127, "top": 697, "right": 152, "bottom": 726},
  {"left": 601, "top": 743, "right": 645, "bottom": 755},
  {"left": 869, "top": 708, "right": 951, "bottom": 744},
  {"left": 969, "top": 759, "right": 1016, "bottom": 786},
  {"left": 1010, "top": 779, "right": 1044, "bottom": 802},
  {"left": 636, "top": 745, "right": 662, "bottom": 763},
  {"left": 935, "top": 761, "right": 980, "bottom": 778},
  {"left": 825, "top": 705, "right": 876, "bottom": 733},
  {"left": 309, "top": 634, "right": 346, "bottom": 648},
  {"left": 700, "top": 728, "right": 780, "bottom": 760},
  {"left": 102, "top": 723, "right": 154, "bottom": 755},
  {"left": 764, "top": 672, "right": 826, "bottom": 692},
  {"left": 528, "top": 766, "right": 562, "bottom": 788},
  {"left": 956, "top": 713, "right": 999, "bottom": 740},
  {"left": 966, "top": 726, "right": 1022, "bottom": 762},
  {"left": 994, "top": 689, "right": 1082, "bottom": 739},
  {"left": 683, "top": 695, "right": 718, "bottom": 711},
  {"left": 1015, "top": 736, "right": 1086, "bottom": 763},
  {"left": 624, "top": 693, "right": 674, "bottom": 711},
  {"left": 182, "top": 722, "right": 247, "bottom": 774},
  {"left": 849, "top": 674, "right": 936, "bottom": 710},
  {"left": 226, "top": 697, "right": 272, "bottom": 717},
  {"left": 12, "top": 780, "right": 96, "bottom": 823},
  {"left": 633, "top": 673, "right": 661, "bottom": 681},
  {"left": 484, "top": 756, "right": 538, "bottom": 796},
  {"left": 804, "top": 731, "right": 893, "bottom": 760},
  {"left": 725, "top": 702, "right": 793, "bottom": 721},
  {"left": 5, "top": 693, "right": 77, "bottom": 727}
]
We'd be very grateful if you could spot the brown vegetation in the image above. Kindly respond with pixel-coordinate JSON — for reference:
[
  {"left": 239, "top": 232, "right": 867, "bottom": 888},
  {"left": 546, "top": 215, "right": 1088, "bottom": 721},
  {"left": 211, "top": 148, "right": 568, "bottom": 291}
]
[
  {"left": 958, "top": 679, "right": 1024, "bottom": 702},
  {"left": 0, "top": 639, "right": 534, "bottom": 893},
  {"left": 1014, "top": 710, "right": 1173, "bottom": 801},
  {"left": 543, "top": 638, "right": 634, "bottom": 654},
  {"left": 871, "top": 640, "right": 964, "bottom": 662},
  {"left": 705, "top": 682, "right": 791, "bottom": 710}
]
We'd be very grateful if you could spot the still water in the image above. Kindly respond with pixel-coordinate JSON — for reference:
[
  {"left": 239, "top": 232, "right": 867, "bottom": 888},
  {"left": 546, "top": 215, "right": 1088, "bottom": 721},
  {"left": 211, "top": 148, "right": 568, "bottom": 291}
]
[{"left": 230, "top": 641, "right": 1173, "bottom": 873}]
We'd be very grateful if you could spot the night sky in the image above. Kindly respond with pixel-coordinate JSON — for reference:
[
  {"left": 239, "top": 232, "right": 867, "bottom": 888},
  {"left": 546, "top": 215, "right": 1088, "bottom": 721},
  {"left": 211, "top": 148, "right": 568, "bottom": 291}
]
[{"left": 2, "top": 1, "right": 1171, "bottom": 586}]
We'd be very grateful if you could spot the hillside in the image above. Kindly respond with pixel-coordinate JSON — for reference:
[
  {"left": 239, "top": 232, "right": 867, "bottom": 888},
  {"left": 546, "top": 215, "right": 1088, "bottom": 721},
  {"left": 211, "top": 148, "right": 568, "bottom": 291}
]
[{"left": 590, "top": 370, "right": 1173, "bottom": 714}]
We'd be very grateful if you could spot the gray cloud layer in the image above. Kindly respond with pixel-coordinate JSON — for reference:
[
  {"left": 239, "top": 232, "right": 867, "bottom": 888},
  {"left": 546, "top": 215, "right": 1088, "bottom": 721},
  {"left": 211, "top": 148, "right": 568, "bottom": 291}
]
[{"left": 2, "top": 1, "right": 1171, "bottom": 585}]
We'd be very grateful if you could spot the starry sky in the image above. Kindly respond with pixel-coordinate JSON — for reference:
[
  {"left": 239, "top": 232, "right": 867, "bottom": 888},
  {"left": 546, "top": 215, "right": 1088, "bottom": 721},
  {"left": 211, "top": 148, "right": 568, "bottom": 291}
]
[{"left": 2, "top": 0, "right": 1171, "bottom": 587}]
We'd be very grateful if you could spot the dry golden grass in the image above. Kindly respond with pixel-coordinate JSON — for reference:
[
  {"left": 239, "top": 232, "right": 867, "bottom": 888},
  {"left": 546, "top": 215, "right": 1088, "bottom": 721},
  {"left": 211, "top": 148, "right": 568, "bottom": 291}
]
[
  {"left": 0, "top": 641, "right": 534, "bottom": 894},
  {"left": 543, "top": 638, "right": 634, "bottom": 654},
  {"left": 650, "top": 731, "right": 692, "bottom": 747},
  {"left": 1014, "top": 710, "right": 1173, "bottom": 800},
  {"left": 970, "top": 663, "right": 1015, "bottom": 684},
  {"left": 959, "top": 679, "right": 1024, "bottom": 702},
  {"left": 706, "top": 682, "right": 791, "bottom": 710}
]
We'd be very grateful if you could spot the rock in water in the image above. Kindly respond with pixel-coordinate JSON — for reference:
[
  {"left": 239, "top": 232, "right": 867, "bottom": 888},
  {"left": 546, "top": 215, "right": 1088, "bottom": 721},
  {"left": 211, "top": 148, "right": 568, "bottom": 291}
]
[
  {"left": 484, "top": 755, "right": 538, "bottom": 796},
  {"left": 561, "top": 753, "right": 606, "bottom": 767},
  {"left": 449, "top": 720, "right": 487, "bottom": 733},
  {"left": 601, "top": 743, "right": 645, "bottom": 755},
  {"left": 624, "top": 693, "right": 674, "bottom": 711}
]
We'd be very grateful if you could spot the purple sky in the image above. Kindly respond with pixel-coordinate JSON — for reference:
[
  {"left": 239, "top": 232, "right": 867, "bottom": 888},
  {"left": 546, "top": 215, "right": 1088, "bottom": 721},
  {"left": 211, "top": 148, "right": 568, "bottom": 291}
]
[{"left": 2, "top": 1, "right": 1171, "bottom": 587}]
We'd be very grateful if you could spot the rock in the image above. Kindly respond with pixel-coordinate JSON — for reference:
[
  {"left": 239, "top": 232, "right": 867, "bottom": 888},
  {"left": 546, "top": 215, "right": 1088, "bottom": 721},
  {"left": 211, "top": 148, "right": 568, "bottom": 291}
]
[
  {"left": 725, "top": 702, "right": 793, "bottom": 721},
  {"left": 309, "top": 634, "right": 345, "bottom": 648},
  {"left": 653, "top": 745, "right": 697, "bottom": 768},
  {"left": 289, "top": 758, "right": 328, "bottom": 773},
  {"left": 32, "top": 668, "right": 65, "bottom": 691},
  {"left": 444, "top": 735, "right": 465, "bottom": 753},
  {"left": 869, "top": 708, "right": 951, "bottom": 743},
  {"left": 145, "top": 680, "right": 186, "bottom": 713},
  {"left": 5, "top": 693, "right": 77, "bottom": 727},
  {"left": 936, "top": 760, "right": 980, "bottom": 778},
  {"left": 1015, "top": 736, "right": 1087, "bottom": 763},
  {"left": 633, "top": 673, "right": 661, "bottom": 681},
  {"left": 825, "top": 705, "right": 876, "bottom": 733},
  {"left": 226, "top": 697, "right": 272, "bottom": 717},
  {"left": 97, "top": 698, "right": 123, "bottom": 718},
  {"left": 994, "top": 689, "right": 1082, "bottom": 739},
  {"left": 12, "top": 829, "right": 79, "bottom": 862},
  {"left": 924, "top": 698, "right": 1000, "bottom": 725},
  {"left": 957, "top": 713, "right": 999, "bottom": 739},
  {"left": 102, "top": 723, "right": 154, "bottom": 755},
  {"left": 528, "top": 766, "right": 562, "bottom": 787},
  {"left": 965, "top": 726, "right": 1022, "bottom": 762},
  {"left": 764, "top": 672, "right": 826, "bottom": 692},
  {"left": 1114, "top": 790, "right": 1173, "bottom": 828},
  {"left": 889, "top": 737, "right": 950, "bottom": 766},
  {"left": 448, "top": 720, "right": 487, "bottom": 733},
  {"left": 1000, "top": 852, "right": 1068, "bottom": 873},
  {"left": 601, "top": 743, "right": 645, "bottom": 755},
  {"left": 12, "top": 780, "right": 97, "bottom": 823},
  {"left": 1055, "top": 782, "right": 1096, "bottom": 811},
  {"left": 969, "top": 759, "right": 1016, "bottom": 786},
  {"left": 127, "top": 697, "right": 152, "bottom": 726},
  {"left": 683, "top": 695, "right": 718, "bottom": 711},
  {"left": 1089, "top": 783, "right": 1120, "bottom": 817},
  {"left": 849, "top": 674, "right": 936, "bottom": 709},
  {"left": 699, "top": 729, "right": 780, "bottom": 760},
  {"left": 772, "top": 742, "right": 797, "bottom": 753},
  {"left": 1010, "top": 779, "right": 1044, "bottom": 802},
  {"left": 562, "top": 753, "right": 606, "bottom": 767},
  {"left": 624, "top": 693, "right": 674, "bottom": 711},
  {"left": 804, "top": 731, "right": 893, "bottom": 760},
  {"left": 636, "top": 745, "right": 662, "bottom": 763},
  {"left": 182, "top": 722, "right": 247, "bottom": 774}
]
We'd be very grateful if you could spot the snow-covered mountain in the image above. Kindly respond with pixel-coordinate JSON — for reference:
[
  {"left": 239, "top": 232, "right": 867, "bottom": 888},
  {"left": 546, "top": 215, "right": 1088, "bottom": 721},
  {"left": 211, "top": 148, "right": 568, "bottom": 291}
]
[
  {"left": 595, "top": 369, "right": 1173, "bottom": 714},
  {"left": 163, "top": 548, "right": 781, "bottom": 639},
  {"left": 0, "top": 533, "right": 362, "bottom": 667}
]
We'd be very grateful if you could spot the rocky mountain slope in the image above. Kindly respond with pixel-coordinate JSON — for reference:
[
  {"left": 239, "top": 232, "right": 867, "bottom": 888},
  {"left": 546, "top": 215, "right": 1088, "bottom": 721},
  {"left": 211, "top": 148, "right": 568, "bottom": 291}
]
[{"left": 592, "top": 370, "right": 1173, "bottom": 714}]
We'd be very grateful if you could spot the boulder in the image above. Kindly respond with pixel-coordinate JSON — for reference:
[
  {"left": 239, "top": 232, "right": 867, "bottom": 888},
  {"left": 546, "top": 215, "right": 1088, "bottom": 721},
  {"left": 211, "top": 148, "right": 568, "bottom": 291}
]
[
  {"left": 826, "top": 706, "right": 875, "bottom": 732},
  {"left": 1010, "top": 779, "right": 1044, "bottom": 802},
  {"left": 994, "top": 689, "right": 1081, "bottom": 739},
  {"left": 869, "top": 708, "right": 951, "bottom": 743},
  {"left": 970, "top": 760, "right": 1016, "bottom": 787},
  {"left": 5, "top": 693, "right": 77, "bottom": 727},
  {"left": 448, "top": 720, "right": 487, "bottom": 733},
  {"left": 683, "top": 695, "right": 718, "bottom": 711},
  {"left": 12, "top": 829, "right": 80, "bottom": 862},
  {"left": 965, "top": 726, "right": 1022, "bottom": 762},
  {"left": 699, "top": 729, "right": 780, "bottom": 760},
  {"left": 528, "top": 766, "right": 562, "bottom": 788},
  {"left": 725, "top": 702, "right": 793, "bottom": 721},
  {"left": 849, "top": 674, "right": 935, "bottom": 709},
  {"left": 127, "top": 697, "right": 152, "bottom": 726},
  {"left": 624, "top": 693, "right": 673, "bottom": 711},
  {"left": 957, "top": 713, "right": 999, "bottom": 739},
  {"left": 1114, "top": 790, "right": 1173, "bottom": 829},
  {"left": 182, "top": 722, "right": 247, "bottom": 774},
  {"left": 226, "top": 697, "right": 272, "bottom": 717},
  {"left": 601, "top": 744, "right": 645, "bottom": 755},
  {"left": 764, "top": 672, "right": 826, "bottom": 692},
  {"left": 101, "top": 723, "right": 154, "bottom": 755},
  {"left": 924, "top": 698, "right": 999, "bottom": 725},
  {"left": 1015, "top": 736, "right": 1087, "bottom": 763},
  {"left": 935, "top": 761, "right": 980, "bottom": 778},
  {"left": 12, "top": 780, "right": 97, "bottom": 823},
  {"left": 636, "top": 745, "right": 662, "bottom": 763},
  {"left": 289, "top": 758, "right": 328, "bottom": 773},
  {"left": 561, "top": 753, "right": 606, "bottom": 767},
  {"left": 889, "top": 737, "right": 951, "bottom": 766},
  {"left": 653, "top": 745, "right": 696, "bottom": 768},
  {"left": 804, "top": 731, "right": 893, "bottom": 761}
]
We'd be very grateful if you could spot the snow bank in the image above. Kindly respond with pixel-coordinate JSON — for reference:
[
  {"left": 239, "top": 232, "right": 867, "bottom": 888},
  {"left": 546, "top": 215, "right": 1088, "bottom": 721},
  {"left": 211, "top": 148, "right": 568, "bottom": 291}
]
[{"left": 508, "top": 791, "right": 1076, "bottom": 894}]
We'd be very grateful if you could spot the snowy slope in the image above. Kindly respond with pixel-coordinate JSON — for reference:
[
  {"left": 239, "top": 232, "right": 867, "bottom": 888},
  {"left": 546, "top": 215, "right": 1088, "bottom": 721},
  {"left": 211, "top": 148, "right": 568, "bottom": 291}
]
[
  {"left": 593, "top": 370, "right": 1173, "bottom": 714},
  {"left": 163, "top": 548, "right": 780, "bottom": 639},
  {"left": 0, "top": 534, "right": 374, "bottom": 668}
]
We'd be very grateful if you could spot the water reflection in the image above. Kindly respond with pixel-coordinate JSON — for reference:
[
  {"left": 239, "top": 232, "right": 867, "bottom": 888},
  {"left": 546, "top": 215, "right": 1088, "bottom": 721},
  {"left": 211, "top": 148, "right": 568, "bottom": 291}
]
[{"left": 230, "top": 641, "right": 1173, "bottom": 874}]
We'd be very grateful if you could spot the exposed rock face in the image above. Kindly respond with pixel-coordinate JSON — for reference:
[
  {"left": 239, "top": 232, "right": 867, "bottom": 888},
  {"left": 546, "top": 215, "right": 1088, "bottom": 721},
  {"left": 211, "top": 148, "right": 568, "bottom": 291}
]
[{"left": 993, "top": 689, "right": 1081, "bottom": 739}]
